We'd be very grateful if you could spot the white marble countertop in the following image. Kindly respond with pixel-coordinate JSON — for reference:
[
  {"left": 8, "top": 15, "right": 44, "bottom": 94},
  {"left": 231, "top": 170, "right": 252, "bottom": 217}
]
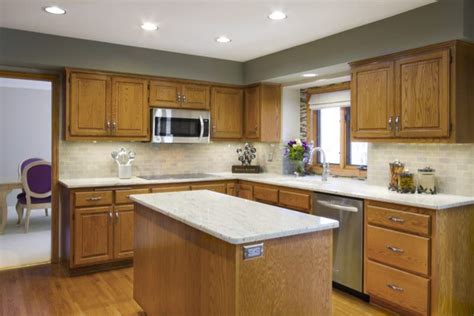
[
  {"left": 59, "top": 172, "right": 474, "bottom": 210},
  {"left": 130, "top": 190, "right": 339, "bottom": 245}
]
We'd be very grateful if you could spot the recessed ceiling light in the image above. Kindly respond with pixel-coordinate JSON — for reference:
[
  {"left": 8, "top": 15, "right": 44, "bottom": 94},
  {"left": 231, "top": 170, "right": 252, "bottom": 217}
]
[
  {"left": 268, "top": 11, "right": 287, "bottom": 20},
  {"left": 302, "top": 73, "right": 318, "bottom": 78},
  {"left": 216, "top": 36, "right": 231, "bottom": 44},
  {"left": 141, "top": 22, "right": 158, "bottom": 31},
  {"left": 43, "top": 6, "right": 66, "bottom": 15}
]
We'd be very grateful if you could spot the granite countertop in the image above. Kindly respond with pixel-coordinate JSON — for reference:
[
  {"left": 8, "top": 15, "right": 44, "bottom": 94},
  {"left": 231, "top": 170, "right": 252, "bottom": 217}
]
[
  {"left": 59, "top": 172, "right": 474, "bottom": 210},
  {"left": 130, "top": 190, "right": 339, "bottom": 245}
]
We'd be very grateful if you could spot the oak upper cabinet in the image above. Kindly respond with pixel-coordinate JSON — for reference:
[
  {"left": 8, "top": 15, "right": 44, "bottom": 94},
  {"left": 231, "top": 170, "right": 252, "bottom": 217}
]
[
  {"left": 350, "top": 41, "right": 474, "bottom": 143},
  {"left": 68, "top": 72, "right": 111, "bottom": 137},
  {"left": 66, "top": 69, "right": 150, "bottom": 141},
  {"left": 149, "top": 80, "right": 210, "bottom": 110},
  {"left": 211, "top": 87, "right": 244, "bottom": 139},
  {"left": 113, "top": 205, "right": 134, "bottom": 259},
  {"left": 244, "top": 84, "right": 281, "bottom": 142},
  {"left": 112, "top": 77, "right": 149, "bottom": 138},
  {"left": 351, "top": 62, "right": 395, "bottom": 139},
  {"left": 395, "top": 49, "right": 450, "bottom": 138},
  {"left": 73, "top": 206, "right": 114, "bottom": 266}
]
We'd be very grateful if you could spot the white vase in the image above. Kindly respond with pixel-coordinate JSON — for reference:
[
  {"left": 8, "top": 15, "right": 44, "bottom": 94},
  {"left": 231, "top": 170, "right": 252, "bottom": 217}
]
[{"left": 118, "top": 165, "right": 132, "bottom": 179}]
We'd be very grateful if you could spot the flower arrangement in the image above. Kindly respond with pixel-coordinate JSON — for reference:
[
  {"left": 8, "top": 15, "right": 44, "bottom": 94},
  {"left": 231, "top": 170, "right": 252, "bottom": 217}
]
[{"left": 284, "top": 139, "right": 312, "bottom": 176}]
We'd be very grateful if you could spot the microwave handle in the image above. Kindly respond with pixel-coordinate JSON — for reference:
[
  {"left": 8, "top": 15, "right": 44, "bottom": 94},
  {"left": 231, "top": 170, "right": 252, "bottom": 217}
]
[{"left": 199, "top": 116, "right": 204, "bottom": 139}]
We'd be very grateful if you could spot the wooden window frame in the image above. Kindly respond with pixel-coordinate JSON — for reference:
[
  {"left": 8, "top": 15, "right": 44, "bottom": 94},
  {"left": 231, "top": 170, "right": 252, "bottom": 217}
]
[{"left": 306, "top": 82, "right": 367, "bottom": 178}]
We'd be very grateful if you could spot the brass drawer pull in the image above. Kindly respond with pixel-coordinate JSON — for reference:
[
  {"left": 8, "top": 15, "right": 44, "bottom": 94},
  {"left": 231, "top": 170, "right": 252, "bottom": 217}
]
[
  {"left": 388, "top": 216, "right": 405, "bottom": 223},
  {"left": 115, "top": 212, "right": 120, "bottom": 224},
  {"left": 86, "top": 196, "right": 102, "bottom": 201},
  {"left": 387, "top": 284, "right": 404, "bottom": 292},
  {"left": 387, "top": 245, "right": 404, "bottom": 253}
]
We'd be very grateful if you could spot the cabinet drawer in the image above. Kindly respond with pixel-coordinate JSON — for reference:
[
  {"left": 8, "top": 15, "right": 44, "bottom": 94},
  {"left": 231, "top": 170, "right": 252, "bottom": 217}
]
[
  {"left": 253, "top": 185, "right": 278, "bottom": 204},
  {"left": 367, "top": 225, "right": 430, "bottom": 276},
  {"left": 75, "top": 191, "right": 113, "bottom": 207},
  {"left": 191, "top": 184, "right": 226, "bottom": 194},
  {"left": 115, "top": 188, "right": 150, "bottom": 205},
  {"left": 366, "top": 260, "right": 429, "bottom": 315},
  {"left": 367, "top": 204, "right": 430, "bottom": 236},
  {"left": 151, "top": 185, "right": 190, "bottom": 193},
  {"left": 279, "top": 190, "right": 311, "bottom": 212}
]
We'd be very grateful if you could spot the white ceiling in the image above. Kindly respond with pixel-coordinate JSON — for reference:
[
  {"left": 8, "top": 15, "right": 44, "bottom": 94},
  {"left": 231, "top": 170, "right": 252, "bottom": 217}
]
[{"left": 0, "top": 0, "right": 435, "bottom": 62}]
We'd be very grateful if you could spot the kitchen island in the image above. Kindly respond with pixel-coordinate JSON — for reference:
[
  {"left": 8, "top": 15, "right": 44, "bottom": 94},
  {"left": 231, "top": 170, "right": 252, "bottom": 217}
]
[{"left": 130, "top": 190, "right": 339, "bottom": 316}]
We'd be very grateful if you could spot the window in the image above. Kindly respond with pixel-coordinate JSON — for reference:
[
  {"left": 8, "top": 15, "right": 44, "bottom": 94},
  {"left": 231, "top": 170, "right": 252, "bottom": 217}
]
[{"left": 307, "top": 84, "right": 368, "bottom": 177}]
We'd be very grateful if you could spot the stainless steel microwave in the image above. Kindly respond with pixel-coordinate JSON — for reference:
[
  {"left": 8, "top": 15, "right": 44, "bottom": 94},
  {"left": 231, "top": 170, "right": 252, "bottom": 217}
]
[{"left": 151, "top": 108, "right": 210, "bottom": 143}]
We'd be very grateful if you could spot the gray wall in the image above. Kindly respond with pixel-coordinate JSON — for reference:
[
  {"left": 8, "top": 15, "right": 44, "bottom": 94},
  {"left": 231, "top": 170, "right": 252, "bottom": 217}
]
[
  {"left": 0, "top": 28, "right": 243, "bottom": 85},
  {"left": 243, "top": 0, "right": 467, "bottom": 83},
  {"left": 0, "top": 85, "right": 52, "bottom": 206},
  {"left": 465, "top": 0, "right": 474, "bottom": 40}
]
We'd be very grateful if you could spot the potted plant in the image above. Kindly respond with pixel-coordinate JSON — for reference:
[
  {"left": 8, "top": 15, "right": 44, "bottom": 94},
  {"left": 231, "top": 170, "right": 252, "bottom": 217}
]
[{"left": 285, "top": 139, "right": 311, "bottom": 176}]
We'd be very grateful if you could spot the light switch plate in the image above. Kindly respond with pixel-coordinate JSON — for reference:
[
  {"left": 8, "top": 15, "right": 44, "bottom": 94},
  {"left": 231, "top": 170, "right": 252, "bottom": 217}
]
[{"left": 243, "top": 243, "right": 264, "bottom": 260}]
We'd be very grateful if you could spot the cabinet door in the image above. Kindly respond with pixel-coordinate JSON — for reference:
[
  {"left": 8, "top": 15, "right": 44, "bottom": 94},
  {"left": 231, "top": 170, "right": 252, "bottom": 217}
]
[
  {"left": 112, "top": 77, "right": 149, "bottom": 138},
  {"left": 395, "top": 49, "right": 450, "bottom": 138},
  {"left": 351, "top": 62, "right": 395, "bottom": 139},
  {"left": 69, "top": 73, "right": 111, "bottom": 137},
  {"left": 244, "top": 86, "right": 260, "bottom": 139},
  {"left": 226, "top": 183, "right": 237, "bottom": 196},
  {"left": 182, "top": 84, "right": 210, "bottom": 110},
  {"left": 113, "top": 205, "right": 134, "bottom": 259},
  {"left": 73, "top": 206, "right": 113, "bottom": 266},
  {"left": 238, "top": 183, "right": 254, "bottom": 200},
  {"left": 149, "top": 80, "right": 181, "bottom": 108},
  {"left": 260, "top": 84, "right": 281, "bottom": 142},
  {"left": 211, "top": 87, "right": 243, "bottom": 139}
]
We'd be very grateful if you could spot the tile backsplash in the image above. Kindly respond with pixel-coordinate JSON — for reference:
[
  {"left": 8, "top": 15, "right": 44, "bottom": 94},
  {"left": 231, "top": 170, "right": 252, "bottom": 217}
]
[
  {"left": 59, "top": 141, "right": 283, "bottom": 179},
  {"left": 367, "top": 143, "right": 474, "bottom": 196}
]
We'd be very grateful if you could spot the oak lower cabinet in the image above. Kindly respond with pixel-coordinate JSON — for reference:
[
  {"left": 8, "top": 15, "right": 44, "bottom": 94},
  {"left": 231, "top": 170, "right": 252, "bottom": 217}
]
[
  {"left": 350, "top": 40, "right": 474, "bottom": 143},
  {"left": 244, "top": 84, "right": 281, "bottom": 142},
  {"left": 113, "top": 205, "right": 135, "bottom": 259},
  {"left": 73, "top": 206, "right": 114, "bottom": 266},
  {"left": 149, "top": 80, "right": 210, "bottom": 110},
  {"left": 66, "top": 69, "right": 150, "bottom": 141},
  {"left": 211, "top": 87, "right": 244, "bottom": 139},
  {"left": 364, "top": 200, "right": 474, "bottom": 316}
]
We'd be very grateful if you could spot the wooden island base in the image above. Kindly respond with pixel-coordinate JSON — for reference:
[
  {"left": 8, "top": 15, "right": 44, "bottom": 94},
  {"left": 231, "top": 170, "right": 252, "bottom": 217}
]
[{"left": 133, "top": 204, "right": 333, "bottom": 316}]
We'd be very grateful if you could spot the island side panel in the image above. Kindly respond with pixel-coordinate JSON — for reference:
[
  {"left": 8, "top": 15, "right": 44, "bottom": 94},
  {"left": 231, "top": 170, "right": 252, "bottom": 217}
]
[
  {"left": 432, "top": 204, "right": 474, "bottom": 316},
  {"left": 133, "top": 204, "right": 237, "bottom": 316},
  {"left": 236, "top": 230, "right": 333, "bottom": 316}
]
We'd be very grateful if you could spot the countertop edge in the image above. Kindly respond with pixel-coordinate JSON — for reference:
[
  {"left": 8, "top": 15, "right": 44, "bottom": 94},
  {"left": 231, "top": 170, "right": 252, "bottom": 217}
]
[{"left": 130, "top": 193, "right": 339, "bottom": 245}]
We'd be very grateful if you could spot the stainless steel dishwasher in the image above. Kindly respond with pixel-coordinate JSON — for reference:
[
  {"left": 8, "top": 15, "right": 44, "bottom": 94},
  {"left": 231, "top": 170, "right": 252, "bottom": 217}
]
[{"left": 312, "top": 192, "right": 364, "bottom": 293}]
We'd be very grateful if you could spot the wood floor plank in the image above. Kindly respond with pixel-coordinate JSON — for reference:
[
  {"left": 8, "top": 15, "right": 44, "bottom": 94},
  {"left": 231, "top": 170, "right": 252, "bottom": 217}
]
[{"left": 0, "top": 264, "right": 392, "bottom": 315}]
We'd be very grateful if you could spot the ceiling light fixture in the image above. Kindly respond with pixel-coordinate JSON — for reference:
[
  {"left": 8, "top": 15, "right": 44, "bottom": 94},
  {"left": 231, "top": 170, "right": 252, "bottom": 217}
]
[
  {"left": 302, "top": 73, "right": 318, "bottom": 78},
  {"left": 216, "top": 36, "right": 231, "bottom": 44},
  {"left": 268, "top": 11, "right": 287, "bottom": 20},
  {"left": 141, "top": 22, "right": 158, "bottom": 31},
  {"left": 43, "top": 6, "right": 66, "bottom": 15}
]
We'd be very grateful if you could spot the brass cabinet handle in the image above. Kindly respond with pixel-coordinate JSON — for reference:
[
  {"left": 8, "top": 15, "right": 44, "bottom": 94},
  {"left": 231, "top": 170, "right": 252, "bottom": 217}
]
[
  {"left": 111, "top": 121, "right": 117, "bottom": 130},
  {"left": 212, "top": 125, "right": 216, "bottom": 131},
  {"left": 115, "top": 212, "right": 120, "bottom": 224},
  {"left": 106, "top": 121, "right": 111, "bottom": 130},
  {"left": 86, "top": 196, "right": 102, "bottom": 201},
  {"left": 109, "top": 211, "right": 113, "bottom": 224},
  {"left": 387, "top": 284, "right": 404, "bottom": 292},
  {"left": 177, "top": 94, "right": 182, "bottom": 102},
  {"left": 386, "top": 245, "right": 404, "bottom": 253},
  {"left": 388, "top": 116, "right": 393, "bottom": 131},
  {"left": 388, "top": 216, "right": 405, "bottom": 223},
  {"left": 182, "top": 95, "right": 187, "bottom": 103}
]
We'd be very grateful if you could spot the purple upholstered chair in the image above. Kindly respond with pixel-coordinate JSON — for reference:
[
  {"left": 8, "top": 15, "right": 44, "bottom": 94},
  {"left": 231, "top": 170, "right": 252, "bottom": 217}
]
[{"left": 15, "top": 160, "right": 51, "bottom": 233}]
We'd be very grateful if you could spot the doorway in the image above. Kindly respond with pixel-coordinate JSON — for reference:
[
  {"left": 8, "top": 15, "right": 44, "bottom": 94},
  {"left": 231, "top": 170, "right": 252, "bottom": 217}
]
[{"left": 0, "top": 71, "right": 60, "bottom": 270}]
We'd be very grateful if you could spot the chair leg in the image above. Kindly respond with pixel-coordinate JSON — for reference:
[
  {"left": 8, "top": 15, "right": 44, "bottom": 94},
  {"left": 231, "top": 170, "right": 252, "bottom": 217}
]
[
  {"left": 16, "top": 202, "right": 24, "bottom": 225},
  {"left": 45, "top": 208, "right": 48, "bottom": 216},
  {"left": 24, "top": 207, "right": 32, "bottom": 233}
]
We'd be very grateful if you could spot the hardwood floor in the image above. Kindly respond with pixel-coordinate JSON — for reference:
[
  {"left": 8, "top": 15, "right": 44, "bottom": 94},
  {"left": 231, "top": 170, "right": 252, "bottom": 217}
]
[{"left": 0, "top": 264, "right": 393, "bottom": 315}]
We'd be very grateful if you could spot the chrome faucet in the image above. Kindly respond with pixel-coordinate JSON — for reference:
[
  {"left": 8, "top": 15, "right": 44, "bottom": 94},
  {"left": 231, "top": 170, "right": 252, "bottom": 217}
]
[{"left": 308, "top": 147, "right": 330, "bottom": 181}]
